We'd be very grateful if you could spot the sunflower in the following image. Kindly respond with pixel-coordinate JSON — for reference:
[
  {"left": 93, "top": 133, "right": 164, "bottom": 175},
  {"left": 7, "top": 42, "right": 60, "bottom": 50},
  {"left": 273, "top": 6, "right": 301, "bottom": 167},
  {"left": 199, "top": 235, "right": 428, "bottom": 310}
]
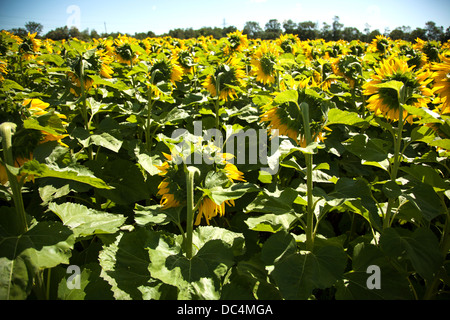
[
  {"left": 172, "top": 48, "right": 196, "bottom": 75},
  {"left": 0, "top": 154, "right": 34, "bottom": 185},
  {"left": 156, "top": 148, "right": 245, "bottom": 225},
  {"left": 276, "top": 34, "right": 299, "bottom": 55},
  {"left": 114, "top": 34, "right": 138, "bottom": 65},
  {"left": 203, "top": 57, "right": 246, "bottom": 101},
  {"left": 149, "top": 57, "right": 183, "bottom": 84},
  {"left": 431, "top": 53, "right": 450, "bottom": 114},
  {"left": 0, "top": 60, "right": 7, "bottom": 82},
  {"left": 22, "top": 99, "right": 69, "bottom": 147},
  {"left": 224, "top": 30, "right": 248, "bottom": 55},
  {"left": 362, "top": 56, "right": 433, "bottom": 123},
  {"left": 370, "top": 35, "right": 390, "bottom": 55},
  {"left": 19, "top": 32, "right": 41, "bottom": 60},
  {"left": 260, "top": 78, "right": 327, "bottom": 147},
  {"left": 251, "top": 41, "right": 280, "bottom": 85},
  {"left": 68, "top": 49, "right": 113, "bottom": 95}
]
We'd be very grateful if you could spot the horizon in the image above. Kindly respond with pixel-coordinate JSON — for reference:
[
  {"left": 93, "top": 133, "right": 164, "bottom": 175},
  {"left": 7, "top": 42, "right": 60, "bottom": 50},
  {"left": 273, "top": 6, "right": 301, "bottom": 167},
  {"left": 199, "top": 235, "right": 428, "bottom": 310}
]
[{"left": 1, "top": 0, "right": 449, "bottom": 37}]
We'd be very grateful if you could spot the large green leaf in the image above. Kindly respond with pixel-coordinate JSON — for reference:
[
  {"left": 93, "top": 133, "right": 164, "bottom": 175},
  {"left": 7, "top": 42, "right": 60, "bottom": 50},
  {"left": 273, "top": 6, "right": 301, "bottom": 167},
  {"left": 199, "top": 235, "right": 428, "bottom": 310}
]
[
  {"left": 244, "top": 188, "right": 299, "bottom": 233},
  {"left": 326, "top": 108, "right": 369, "bottom": 127},
  {"left": 0, "top": 221, "right": 74, "bottom": 300},
  {"left": 342, "top": 134, "right": 391, "bottom": 162},
  {"left": 48, "top": 202, "right": 127, "bottom": 238},
  {"left": 261, "top": 231, "right": 347, "bottom": 299},
  {"left": 336, "top": 242, "right": 414, "bottom": 300},
  {"left": 99, "top": 228, "right": 161, "bottom": 300},
  {"left": 380, "top": 227, "right": 443, "bottom": 281},
  {"left": 148, "top": 226, "right": 244, "bottom": 299},
  {"left": 20, "top": 160, "right": 111, "bottom": 189}
]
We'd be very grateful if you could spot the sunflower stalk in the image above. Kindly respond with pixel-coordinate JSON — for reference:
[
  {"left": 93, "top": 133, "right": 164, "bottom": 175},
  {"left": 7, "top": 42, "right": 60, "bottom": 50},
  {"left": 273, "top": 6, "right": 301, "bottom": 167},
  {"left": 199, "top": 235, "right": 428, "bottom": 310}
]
[
  {"left": 299, "top": 102, "right": 315, "bottom": 251},
  {"left": 78, "top": 56, "right": 93, "bottom": 161},
  {"left": 383, "top": 86, "right": 407, "bottom": 229},
  {"left": 215, "top": 73, "right": 222, "bottom": 131},
  {"left": 184, "top": 165, "right": 200, "bottom": 259},
  {"left": 0, "top": 122, "right": 28, "bottom": 234},
  {"left": 145, "top": 70, "right": 159, "bottom": 152}
]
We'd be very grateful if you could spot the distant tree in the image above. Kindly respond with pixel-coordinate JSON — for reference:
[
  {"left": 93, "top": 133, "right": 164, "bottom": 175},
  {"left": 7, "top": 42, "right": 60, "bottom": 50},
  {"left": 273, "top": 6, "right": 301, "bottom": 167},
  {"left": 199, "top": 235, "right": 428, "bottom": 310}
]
[
  {"left": 321, "top": 22, "right": 332, "bottom": 41},
  {"left": 264, "top": 19, "right": 282, "bottom": 39},
  {"left": 331, "top": 16, "right": 343, "bottom": 40},
  {"left": 410, "top": 27, "right": 427, "bottom": 41},
  {"left": 341, "top": 27, "right": 361, "bottom": 41},
  {"left": 243, "top": 21, "right": 263, "bottom": 39},
  {"left": 296, "top": 21, "right": 318, "bottom": 40},
  {"left": 45, "top": 26, "right": 70, "bottom": 40},
  {"left": 222, "top": 26, "right": 237, "bottom": 37},
  {"left": 283, "top": 19, "right": 297, "bottom": 34},
  {"left": 444, "top": 26, "right": 450, "bottom": 41},
  {"left": 68, "top": 26, "right": 82, "bottom": 39},
  {"left": 367, "top": 29, "right": 381, "bottom": 42},
  {"left": 9, "top": 28, "right": 27, "bottom": 37},
  {"left": 25, "top": 21, "right": 43, "bottom": 37},
  {"left": 425, "top": 21, "right": 444, "bottom": 41},
  {"left": 90, "top": 29, "right": 100, "bottom": 39}
]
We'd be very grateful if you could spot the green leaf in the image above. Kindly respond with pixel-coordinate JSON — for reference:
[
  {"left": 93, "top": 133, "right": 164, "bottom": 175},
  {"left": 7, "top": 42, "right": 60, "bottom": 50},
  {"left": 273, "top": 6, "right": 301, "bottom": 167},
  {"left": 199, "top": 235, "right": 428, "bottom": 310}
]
[
  {"left": 48, "top": 202, "right": 126, "bottom": 238},
  {"left": 98, "top": 228, "right": 157, "bottom": 300},
  {"left": 342, "top": 134, "right": 390, "bottom": 162},
  {"left": 380, "top": 227, "right": 443, "bottom": 281},
  {"left": 264, "top": 232, "right": 347, "bottom": 299},
  {"left": 274, "top": 89, "right": 298, "bottom": 106},
  {"left": 0, "top": 221, "right": 74, "bottom": 300},
  {"left": 89, "top": 74, "right": 130, "bottom": 91},
  {"left": 147, "top": 226, "right": 243, "bottom": 299},
  {"left": 20, "top": 160, "right": 111, "bottom": 189},
  {"left": 373, "top": 80, "right": 404, "bottom": 97},
  {"left": 336, "top": 242, "right": 414, "bottom": 300},
  {"left": 400, "top": 164, "right": 449, "bottom": 192},
  {"left": 207, "top": 182, "right": 259, "bottom": 205},
  {"left": 326, "top": 108, "right": 368, "bottom": 127},
  {"left": 134, "top": 204, "right": 182, "bottom": 227},
  {"left": 71, "top": 127, "right": 123, "bottom": 153}
]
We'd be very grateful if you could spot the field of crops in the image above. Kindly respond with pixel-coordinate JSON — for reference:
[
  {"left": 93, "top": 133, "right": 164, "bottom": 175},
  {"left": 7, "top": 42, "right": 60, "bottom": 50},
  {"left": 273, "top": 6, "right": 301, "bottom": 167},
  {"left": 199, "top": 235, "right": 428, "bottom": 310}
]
[{"left": 0, "top": 29, "right": 449, "bottom": 300}]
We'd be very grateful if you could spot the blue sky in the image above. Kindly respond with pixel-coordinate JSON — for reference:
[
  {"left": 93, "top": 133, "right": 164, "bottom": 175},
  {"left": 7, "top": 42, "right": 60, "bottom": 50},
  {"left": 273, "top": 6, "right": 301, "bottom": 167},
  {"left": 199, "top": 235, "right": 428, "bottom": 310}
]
[{"left": 0, "top": 0, "right": 449, "bottom": 36}]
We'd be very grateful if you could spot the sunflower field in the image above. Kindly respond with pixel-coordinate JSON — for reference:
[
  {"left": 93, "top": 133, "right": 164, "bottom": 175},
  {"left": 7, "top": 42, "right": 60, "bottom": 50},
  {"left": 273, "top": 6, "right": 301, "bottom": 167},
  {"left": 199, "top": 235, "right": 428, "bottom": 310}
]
[{"left": 0, "top": 29, "right": 450, "bottom": 301}]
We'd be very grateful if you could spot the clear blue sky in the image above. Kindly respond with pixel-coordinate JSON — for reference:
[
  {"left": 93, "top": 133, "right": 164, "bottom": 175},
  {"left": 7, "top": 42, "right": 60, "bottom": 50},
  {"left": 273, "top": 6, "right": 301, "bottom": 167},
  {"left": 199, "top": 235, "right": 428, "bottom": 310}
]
[{"left": 1, "top": 0, "right": 449, "bottom": 36}]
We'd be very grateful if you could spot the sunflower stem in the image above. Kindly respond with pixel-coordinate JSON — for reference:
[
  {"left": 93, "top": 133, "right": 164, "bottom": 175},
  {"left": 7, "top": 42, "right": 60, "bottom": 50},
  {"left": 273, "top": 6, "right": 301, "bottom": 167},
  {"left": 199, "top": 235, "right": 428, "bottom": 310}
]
[
  {"left": 78, "top": 55, "right": 93, "bottom": 161},
  {"left": 299, "top": 102, "right": 315, "bottom": 251},
  {"left": 0, "top": 122, "right": 28, "bottom": 234},
  {"left": 184, "top": 166, "right": 199, "bottom": 259},
  {"left": 214, "top": 74, "right": 222, "bottom": 131},
  {"left": 384, "top": 102, "right": 405, "bottom": 229}
]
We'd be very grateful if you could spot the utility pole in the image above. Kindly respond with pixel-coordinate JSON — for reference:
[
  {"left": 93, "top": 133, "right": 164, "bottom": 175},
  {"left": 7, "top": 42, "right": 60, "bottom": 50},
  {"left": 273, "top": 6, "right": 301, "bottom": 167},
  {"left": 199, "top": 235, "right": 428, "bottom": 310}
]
[{"left": 104, "top": 22, "right": 107, "bottom": 35}]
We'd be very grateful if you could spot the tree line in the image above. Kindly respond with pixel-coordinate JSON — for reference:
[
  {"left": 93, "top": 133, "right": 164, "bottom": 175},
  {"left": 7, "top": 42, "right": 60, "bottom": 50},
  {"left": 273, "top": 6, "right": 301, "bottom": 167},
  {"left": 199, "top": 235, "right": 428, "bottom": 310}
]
[{"left": 6, "top": 17, "right": 450, "bottom": 42}]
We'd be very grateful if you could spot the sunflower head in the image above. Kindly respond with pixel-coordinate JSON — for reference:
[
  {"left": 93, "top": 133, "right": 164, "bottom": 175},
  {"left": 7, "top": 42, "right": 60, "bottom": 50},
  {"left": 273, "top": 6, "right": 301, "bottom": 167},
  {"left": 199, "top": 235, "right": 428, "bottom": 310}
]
[
  {"left": 277, "top": 34, "right": 299, "bottom": 54},
  {"left": 150, "top": 57, "right": 183, "bottom": 84},
  {"left": 19, "top": 32, "right": 41, "bottom": 59},
  {"left": 224, "top": 30, "right": 248, "bottom": 55},
  {"left": 203, "top": 57, "right": 246, "bottom": 101},
  {"left": 114, "top": 35, "right": 138, "bottom": 64},
  {"left": 431, "top": 53, "right": 450, "bottom": 114},
  {"left": 156, "top": 142, "right": 245, "bottom": 225},
  {"left": 0, "top": 60, "right": 8, "bottom": 82},
  {"left": 251, "top": 42, "right": 280, "bottom": 85},
  {"left": 173, "top": 48, "right": 196, "bottom": 74},
  {"left": 260, "top": 80, "right": 328, "bottom": 147},
  {"left": 363, "top": 56, "right": 433, "bottom": 123},
  {"left": 371, "top": 35, "right": 390, "bottom": 54}
]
